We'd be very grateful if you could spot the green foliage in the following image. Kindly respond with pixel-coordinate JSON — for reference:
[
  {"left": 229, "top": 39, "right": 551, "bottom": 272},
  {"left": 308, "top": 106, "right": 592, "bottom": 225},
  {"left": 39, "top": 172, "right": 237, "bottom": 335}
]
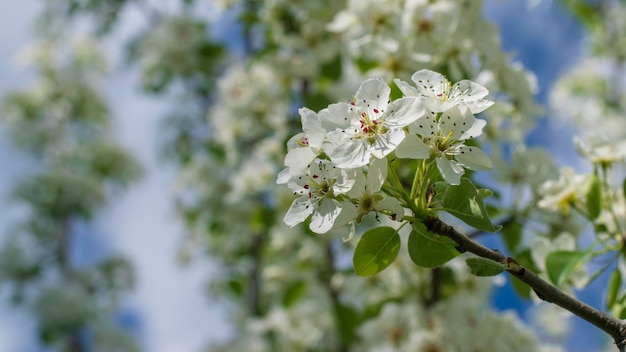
[
  {"left": 335, "top": 303, "right": 361, "bottom": 346},
  {"left": 15, "top": 171, "right": 106, "bottom": 219},
  {"left": 0, "top": 34, "right": 140, "bottom": 349},
  {"left": 86, "top": 142, "right": 142, "bottom": 185},
  {"left": 132, "top": 16, "right": 225, "bottom": 93},
  {"left": 586, "top": 174, "right": 602, "bottom": 219},
  {"left": 557, "top": 0, "right": 601, "bottom": 28},
  {"left": 282, "top": 281, "right": 307, "bottom": 308},
  {"left": 442, "top": 178, "right": 500, "bottom": 233},
  {"left": 320, "top": 54, "right": 343, "bottom": 81},
  {"left": 78, "top": 257, "right": 136, "bottom": 298},
  {"left": 63, "top": 0, "right": 130, "bottom": 34},
  {"left": 606, "top": 269, "right": 621, "bottom": 310},
  {"left": 465, "top": 257, "right": 505, "bottom": 277},
  {"left": 545, "top": 250, "right": 587, "bottom": 287},
  {"left": 353, "top": 227, "right": 401, "bottom": 276},
  {"left": 0, "top": 236, "right": 42, "bottom": 286},
  {"left": 501, "top": 220, "right": 523, "bottom": 254},
  {"left": 622, "top": 176, "right": 626, "bottom": 204},
  {"left": 408, "top": 222, "right": 459, "bottom": 268},
  {"left": 303, "top": 92, "right": 334, "bottom": 112},
  {"left": 34, "top": 284, "right": 95, "bottom": 343}
]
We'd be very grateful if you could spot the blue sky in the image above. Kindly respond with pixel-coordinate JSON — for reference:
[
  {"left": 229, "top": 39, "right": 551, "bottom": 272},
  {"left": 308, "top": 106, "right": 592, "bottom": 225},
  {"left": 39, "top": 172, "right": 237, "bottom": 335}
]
[{"left": 0, "top": 1, "right": 607, "bottom": 351}]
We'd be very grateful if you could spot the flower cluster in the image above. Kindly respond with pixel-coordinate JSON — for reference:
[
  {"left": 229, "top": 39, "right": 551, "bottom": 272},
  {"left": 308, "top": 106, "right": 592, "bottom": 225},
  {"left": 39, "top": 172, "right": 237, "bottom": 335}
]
[{"left": 279, "top": 70, "right": 493, "bottom": 233}]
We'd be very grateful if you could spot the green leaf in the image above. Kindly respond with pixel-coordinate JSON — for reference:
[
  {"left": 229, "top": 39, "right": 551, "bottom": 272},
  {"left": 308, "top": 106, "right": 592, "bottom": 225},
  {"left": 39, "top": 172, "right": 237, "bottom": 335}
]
[
  {"left": 607, "top": 270, "right": 622, "bottom": 310},
  {"left": 353, "top": 227, "right": 401, "bottom": 276},
  {"left": 622, "top": 177, "right": 626, "bottom": 204},
  {"left": 586, "top": 174, "right": 602, "bottom": 219},
  {"left": 354, "top": 58, "right": 379, "bottom": 73},
  {"left": 465, "top": 257, "right": 505, "bottom": 277},
  {"left": 335, "top": 303, "right": 361, "bottom": 345},
  {"left": 545, "top": 250, "right": 586, "bottom": 287},
  {"left": 408, "top": 222, "right": 459, "bottom": 268},
  {"left": 442, "top": 178, "right": 499, "bottom": 232},
  {"left": 619, "top": 306, "right": 626, "bottom": 320},
  {"left": 501, "top": 221, "right": 523, "bottom": 253},
  {"left": 479, "top": 188, "right": 494, "bottom": 199},
  {"left": 282, "top": 281, "right": 307, "bottom": 308},
  {"left": 320, "top": 54, "right": 343, "bottom": 81},
  {"left": 303, "top": 92, "right": 333, "bottom": 112},
  {"left": 227, "top": 279, "right": 244, "bottom": 296}
]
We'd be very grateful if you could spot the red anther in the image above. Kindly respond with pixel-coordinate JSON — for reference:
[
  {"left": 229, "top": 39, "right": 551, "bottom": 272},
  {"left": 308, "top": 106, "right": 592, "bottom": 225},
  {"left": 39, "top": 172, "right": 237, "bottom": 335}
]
[
  {"left": 312, "top": 174, "right": 319, "bottom": 179},
  {"left": 373, "top": 108, "right": 379, "bottom": 113},
  {"left": 303, "top": 184, "right": 310, "bottom": 189}
]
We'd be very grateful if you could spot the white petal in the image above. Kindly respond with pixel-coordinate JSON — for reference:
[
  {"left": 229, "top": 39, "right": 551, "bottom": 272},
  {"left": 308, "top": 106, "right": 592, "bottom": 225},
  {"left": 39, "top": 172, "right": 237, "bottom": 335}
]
[
  {"left": 384, "top": 97, "right": 425, "bottom": 128},
  {"left": 439, "top": 106, "right": 466, "bottom": 141},
  {"left": 395, "top": 133, "right": 431, "bottom": 159},
  {"left": 413, "top": 110, "right": 438, "bottom": 137},
  {"left": 370, "top": 128, "right": 405, "bottom": 159},
  {"left": 310, "top": 199, "right": 342, "bottom": 234},
  {"left": 376, "top": 197, "right": 405, "bottom": 221},
  {"left": 367, "top": 157, "right": 387, "bottom": 193},
  {"left": 276, "top": 167, "right": 290, "bottom": 184},
  {"left": 393, "top": 78, "right": 419, "bottom": 97},
  {"left": 286, "top": 132, "right": 306, "bottom": 151},
  {"left": 436, "top": 157, "right": 464, "bottom": 185},
  {"left": 284, "top": 197, "right": 314, "bottom": 227},
  {"left": 334, "top": 167, "right": 358, "bottom": 195},
  {"left": 411, "top": 69, "right": 448, "bottom": 98},
  {"left": 284, "top": 147, "right": 317, "bottom": 172},
  {"left": 346, "top": 171, "right": 367, "bottom": 198},
  {"left": 459, "top": 117, "right": 486, "bottom": 141},
  {"left": 299, "top": 107, "right": 326, "bottom": 148},
  {"left": 319, "top": 102, "right": 353, "bottom": 131},
  {"left": 330, "top": 139, "right": 370, "bottom": 168},
  {"left": 449, "top": 80, "right": 494, "bottom": 113},
  {"left": 332, "top": 201, "right": 359, "bottom": 231},
  {"left": 327, "top": 11, "right": 356, "bottom": 32},
  {"left": 355, "top": 78, "right": 391, "bottom": 106},
  {"left": 455, "top": 146, "right": 492, "bottom": 171},
  {"left": 411, "top": 69, "right": 454, "bottom": 112}
]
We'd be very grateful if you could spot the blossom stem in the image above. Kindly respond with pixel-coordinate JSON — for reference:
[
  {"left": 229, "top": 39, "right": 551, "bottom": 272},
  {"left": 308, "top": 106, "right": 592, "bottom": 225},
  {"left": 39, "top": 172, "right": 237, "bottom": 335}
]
[
  {"left": 600, "top": 165, "right": 624, "bottom": 235},
  {"left": 409, "top": 159, "right": 425, "bottom": 204},
  {"left": 423, "top": 216, "right": 626, "bottom": 351}
]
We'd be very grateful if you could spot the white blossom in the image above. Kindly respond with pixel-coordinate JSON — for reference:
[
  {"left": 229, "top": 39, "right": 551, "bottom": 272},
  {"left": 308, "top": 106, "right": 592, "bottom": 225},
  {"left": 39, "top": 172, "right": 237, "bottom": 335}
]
[
  {"left": 326, "top": 78, "right": 423, "bottom": 168},
  {"left": 346, "top": 157, "right": 404, "bottom": 223},
  {"left": 395, "top": 106, "right": 492, "bottom": 184},
  {"left": 537, "top": 167, "right": 590, "bottom": 215},
  {"left": 394, "top": 69, "right": 494, "bottom": 114},
  {"left": 284, "top": 160, "right": 357, "bottom": 234}
]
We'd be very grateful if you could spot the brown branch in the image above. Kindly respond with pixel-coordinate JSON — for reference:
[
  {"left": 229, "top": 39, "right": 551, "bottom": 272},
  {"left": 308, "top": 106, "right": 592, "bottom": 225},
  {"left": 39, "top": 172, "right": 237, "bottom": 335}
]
[
  {"left": 424, "top": 216, "right": 626, "bottom": 351},
  {"left": 320, "top": 240, "right": 350, "bottom": 352},
  {"left": 425, "top": 267, "right": 442, "bottom": 308},
  {"left": 248, "top": 233, "right": 265, "bottom": 316}
]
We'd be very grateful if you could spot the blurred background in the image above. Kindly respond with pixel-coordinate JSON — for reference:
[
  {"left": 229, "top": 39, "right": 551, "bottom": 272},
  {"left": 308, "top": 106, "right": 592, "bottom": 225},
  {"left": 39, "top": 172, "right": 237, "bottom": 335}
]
[{"left": 0, "top": 0, "right": 620, "bottom": 351}]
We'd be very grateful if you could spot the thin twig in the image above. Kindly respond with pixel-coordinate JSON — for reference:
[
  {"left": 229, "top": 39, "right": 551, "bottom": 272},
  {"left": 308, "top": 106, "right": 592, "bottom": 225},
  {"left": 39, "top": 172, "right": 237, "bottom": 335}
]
[{"left": 424, "top": 216, "right": 626, "bottom": 351}]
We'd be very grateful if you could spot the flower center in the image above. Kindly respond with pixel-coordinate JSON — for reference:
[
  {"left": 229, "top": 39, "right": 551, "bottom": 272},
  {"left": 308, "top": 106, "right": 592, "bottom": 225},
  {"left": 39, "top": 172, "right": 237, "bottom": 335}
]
[
  {"left": 304, "top": 164, "right": 337, "bottom": 201},
  {"left": 296, "top": 136, "right": 309, "bottom": 147}
]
